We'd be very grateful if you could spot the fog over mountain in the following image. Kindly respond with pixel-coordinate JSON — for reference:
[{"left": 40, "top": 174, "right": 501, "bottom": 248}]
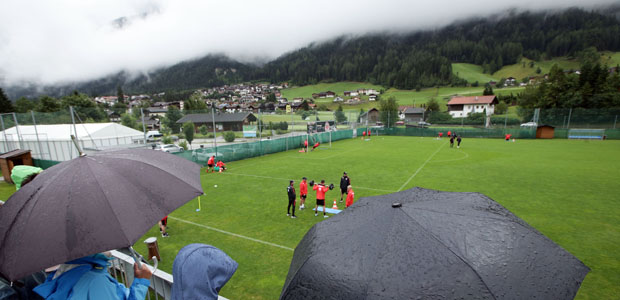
[{"left": 1, "top": 0, "right": 618, "bottom": 88}]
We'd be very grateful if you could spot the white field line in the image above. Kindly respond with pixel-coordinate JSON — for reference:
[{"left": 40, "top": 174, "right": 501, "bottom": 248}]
[
  {"left": 283, "top": 145, "right": 365, "bottom": 160},
  {"left": 221, "top": 172, "right": 396, "bottom": 193},
  {"left": 168, "top": 216, "right": 294, "bottom": 252},
  {"left": 429, "top": 150, "right": 469, "bottom": 163},
  {"left": 398, "top": 142, "right": 447, "bottom": 191}
]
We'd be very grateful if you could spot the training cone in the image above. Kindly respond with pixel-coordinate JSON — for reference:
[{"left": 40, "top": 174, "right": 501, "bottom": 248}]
[{"left": 332, "top": 199, "right": 339, "bottom": 210}]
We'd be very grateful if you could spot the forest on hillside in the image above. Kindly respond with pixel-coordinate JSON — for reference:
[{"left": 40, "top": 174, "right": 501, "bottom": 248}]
[
  {"left": 259, "top": 8, "right": 620, "bottom": 89},
  {"left": 5, "top": 7, "right": 620, "bottom": 99}
]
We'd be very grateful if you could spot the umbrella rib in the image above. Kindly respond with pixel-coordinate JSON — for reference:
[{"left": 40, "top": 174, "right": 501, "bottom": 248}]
[
  {"left": 398, "top": 208, "right": 498, "bottom": 300},
  {"left": 84, "top": 158, "right": 133, "bottom": 246},
  {"left": 362, "top": 213, "right": 399, "bottom": 300},
  {"left": 91, "top": 155, "right": 202, "bottom": 194},
  {"left": 409, "top": 207, "right": 530, "bottom": 228}
]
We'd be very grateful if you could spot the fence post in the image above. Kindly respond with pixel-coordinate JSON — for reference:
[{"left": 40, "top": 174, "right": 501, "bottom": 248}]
[
  {"left": 614, "top": 115, "right": 617, "bottom": 129},
  {"left": 504, "top": 113, "right": 508, "bottom": 129},
  {"left": 12, "top": 113, "right": 24, "bottom": 150},
  {"left": 258, "top": 109, "right": 262, "bottom": 156},
  {"left": 0, "top": 115, "right": 8, "bottom": 152},
  {"left": 566, "top": 108, "right": 572, "bottom": 129},
  {"left": 31, "top": 111, "right": 45, "bottom": 159}
]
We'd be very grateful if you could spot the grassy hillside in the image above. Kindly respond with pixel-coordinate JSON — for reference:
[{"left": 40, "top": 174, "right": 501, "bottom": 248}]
[
  {"left": 454, "top": 52, "right": 620, "bottom": 85},
  {"left": 452, "top": 63, "right": 499, "bottom": 83},
  {"left": 280, "top": 83, "right": 524, "bottom": 112}
]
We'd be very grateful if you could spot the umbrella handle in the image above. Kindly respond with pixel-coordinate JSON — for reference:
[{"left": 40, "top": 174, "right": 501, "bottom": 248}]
[
  {"left": 151, "top": 256, "right": 158, "bottom": 273},
  {"left": 129, "top": 246, "right": 143, "bottom": 268}
]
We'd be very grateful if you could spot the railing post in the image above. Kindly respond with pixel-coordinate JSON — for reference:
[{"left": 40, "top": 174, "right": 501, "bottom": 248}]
[
  {"left": 12, "top": 113, "right": 24, "bottom": 150},
  {"left": 566, "top": 108, "right": 572, "bottom": 129}
]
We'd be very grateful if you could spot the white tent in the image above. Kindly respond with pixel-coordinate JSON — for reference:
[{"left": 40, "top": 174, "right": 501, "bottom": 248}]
[{"left": 0, "top": 123, "right": 146, "bottom": 161}]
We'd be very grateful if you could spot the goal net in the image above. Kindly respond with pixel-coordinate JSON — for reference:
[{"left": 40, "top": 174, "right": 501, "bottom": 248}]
[{"left": 568, "top": 129, "right": 605, "bottom": 140}]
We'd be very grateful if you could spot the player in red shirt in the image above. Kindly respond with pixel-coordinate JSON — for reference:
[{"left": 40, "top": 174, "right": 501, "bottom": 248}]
[
  {"left": 313, "top": 180, "right": 330, "bottom": 218},
  {"left": 299, "top": 177, "right": 308, "bottom": 209},
  {"left": 216, "top": 160, "right": 226, "bottom": 172},
  {"left": 345, "top": 185, "right": 354, "bottom": 208},
  {"left": 304, "top": 139, "right": 308, "bottom": 151},
  {"left": 438, "top": 132, "right": 443, "bottom": 139},
  {"left": 368, "top": 130, "right": 371, "bottom": 137},
  {"left": 505, "top": 133, "right": 511, "bottom": 141},
  {"left": 447, "top": 130, "right": 451, "bottom": 137},
  {"left": 362, "top": 130, "right": 366, "bottom": 140},
  {"left": 159, "top": 216, "right": 169, "bottom": 237},
  {"left": 207, "top": 155, "right": 215, "bottom": 173},
  {"left": 312, "top": 142, "right": 320, "bottom": 151}
]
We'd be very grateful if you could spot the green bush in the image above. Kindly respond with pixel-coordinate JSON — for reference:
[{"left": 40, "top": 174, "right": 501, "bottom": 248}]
[
  {"left": 223, "top": 131, "right": 236, "bottom": 142},
  {"left": 162, "top": 136, "right": 173, "bottom": 144},
  {"left": 178, "top": 141, "right": 188, "bottom": 150},
  {"left": 276, "top": 129, "right": 288, "bottom": 135}
]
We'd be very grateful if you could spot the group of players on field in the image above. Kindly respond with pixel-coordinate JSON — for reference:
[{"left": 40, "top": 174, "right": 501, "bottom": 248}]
[{"left": 286, "top": 172, "right": 354, "bottom": 219}]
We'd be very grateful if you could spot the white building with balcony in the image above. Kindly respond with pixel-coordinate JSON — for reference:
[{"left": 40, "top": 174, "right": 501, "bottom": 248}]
[{"left": 447, "top": 96, "right": 498, "bottom": 118}]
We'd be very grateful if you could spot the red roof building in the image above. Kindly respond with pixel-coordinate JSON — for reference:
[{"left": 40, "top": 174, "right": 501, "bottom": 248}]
[{"left": 447, "top": 96, "right": 498, "bottom": 118}]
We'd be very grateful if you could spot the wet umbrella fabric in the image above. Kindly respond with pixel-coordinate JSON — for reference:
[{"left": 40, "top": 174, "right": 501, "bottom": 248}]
[
  {"left": 280, "top": 187, "right": 589, "bottom": 300},
  {"left": 0, "top": 149, "right": 203, "bottom": 281}
]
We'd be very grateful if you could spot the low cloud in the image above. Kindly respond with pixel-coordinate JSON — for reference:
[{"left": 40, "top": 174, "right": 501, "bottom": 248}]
[{"left": 0, "top": 0, "right": 616, "bottom": 86}]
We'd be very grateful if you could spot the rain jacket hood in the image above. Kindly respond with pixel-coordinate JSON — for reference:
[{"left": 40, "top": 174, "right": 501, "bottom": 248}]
[{"left": 171, "top": 244, "right": 238, "bottom": 300}]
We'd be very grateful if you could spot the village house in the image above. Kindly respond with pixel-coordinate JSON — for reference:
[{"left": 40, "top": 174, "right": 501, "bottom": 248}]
[
  {"left": 176, "top": 112, "right": 257, "bottom": 132},
  {"left": 326, "top": 91, "right": 335, "bottom": 98},
  {"left": 369, "top": 95, "right": 377, "bottom": 101},
  {"left": 359, "top": 108, "right": 380, "bottom": 124},
  {"left": 446, "top": 95, "right": 498, "bottom": 118},
  {"left": 343, "top": 91, "right": 351, "bottom": 96},
  {"left": 399, "top": 107, "right": 426, "bottom": 123}
]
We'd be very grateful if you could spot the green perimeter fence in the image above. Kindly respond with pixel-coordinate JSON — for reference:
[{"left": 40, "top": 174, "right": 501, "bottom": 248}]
[
  {"left": 358, "top": 127, "right": 620, "bottom": 139},
  {"left": 26, "top": 126, "right": 620, "bottom": 173},
  {"left": 173, "top": 130, "right": 354, "bottom": 165}
]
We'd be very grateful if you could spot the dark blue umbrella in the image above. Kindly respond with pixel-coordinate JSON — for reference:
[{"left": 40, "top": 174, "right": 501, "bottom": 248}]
[
  {"left": 0, "top": 148, "right": 203, "bottom": 281},
  {"left": 281, "top": 187, "right": 589, "bottom": 300}
]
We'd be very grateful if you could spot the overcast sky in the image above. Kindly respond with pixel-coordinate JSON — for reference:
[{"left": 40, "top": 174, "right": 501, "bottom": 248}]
[{"left": 0, "top": 0, "right": 616, "bottom": 86}]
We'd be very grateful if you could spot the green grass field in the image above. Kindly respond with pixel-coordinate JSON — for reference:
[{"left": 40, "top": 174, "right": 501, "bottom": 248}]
[
  {"left": 126, "top": 136, "right": 619, "bottom": 300},
  {"left": 452, "top": 63, "right": 499, "bottom": 83}
]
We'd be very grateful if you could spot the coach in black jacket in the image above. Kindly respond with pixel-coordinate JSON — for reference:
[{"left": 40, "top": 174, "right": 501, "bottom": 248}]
[
  {"left": 287, "top": 180, "right": 297, "bottom": 218},
  {"left": 340, "top": 172, "right": 351, "bottom": 202}
]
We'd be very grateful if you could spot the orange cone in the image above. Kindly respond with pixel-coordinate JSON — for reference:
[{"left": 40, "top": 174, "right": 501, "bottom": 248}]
[{"left": 332, "top": 199, "right": 339, "bottom": 210}]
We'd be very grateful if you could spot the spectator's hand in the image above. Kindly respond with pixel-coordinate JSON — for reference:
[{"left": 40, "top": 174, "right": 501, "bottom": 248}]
[{"left": 134, "top": 263, "right": 153, "bottom": 280}]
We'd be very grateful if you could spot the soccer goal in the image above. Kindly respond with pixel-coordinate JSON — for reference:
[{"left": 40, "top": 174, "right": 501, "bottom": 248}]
[{"left": 567, "top": 129, "right": 605, "bottom": 140}]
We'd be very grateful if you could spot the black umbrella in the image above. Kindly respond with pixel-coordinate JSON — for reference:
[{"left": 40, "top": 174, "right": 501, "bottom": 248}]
[
  {"left": 0, "top": 148, "right": 203, "bottom": 281},
  {"left": 280, "top": 187, "right": 589, "bottom": 300}
]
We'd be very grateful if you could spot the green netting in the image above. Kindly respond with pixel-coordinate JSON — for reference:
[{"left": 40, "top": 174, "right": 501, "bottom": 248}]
[
  {"left": 33, "top": 158, "right": 61, "bottom": 169},
  {"left": 357, "top": 127, "right": 538, "bottom": 139},
  {"left": 181, "top": 130, "right": 354, "bottom": 165}
]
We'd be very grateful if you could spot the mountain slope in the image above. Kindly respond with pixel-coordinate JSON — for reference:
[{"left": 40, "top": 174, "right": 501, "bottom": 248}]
[{"left": 5, "top": 7, "right": 620, "bottom": 99}]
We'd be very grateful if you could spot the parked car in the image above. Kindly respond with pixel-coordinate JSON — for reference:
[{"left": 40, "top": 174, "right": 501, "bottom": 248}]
[
  {"left": 418, "top": 121, "right": 431, "bottom": 126},
  {"left": 146, "top": 130, "right": 163, "bottom": 142},
  {"left": 154, "top": 144, "right": 184, "bottom": 153},
  {"left": 395, "top": 121, "right": 405, "bottom": 126},
  {"left": 520, "top": 122, "right": 538, "bottom": 128}
]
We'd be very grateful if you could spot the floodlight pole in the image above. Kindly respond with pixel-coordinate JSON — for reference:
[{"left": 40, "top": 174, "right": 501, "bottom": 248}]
[
  {"left": 141, "top": 108, "right": 147, "bottom": 146},
  {"left": 31, "top": 111, "right": 45, "bottom": 159},
  {"left": 211, "top": 106, "right": 218, "bottom": 158},
  {"left": 566, "top": 108, "right": 572, "bottom": 129}
]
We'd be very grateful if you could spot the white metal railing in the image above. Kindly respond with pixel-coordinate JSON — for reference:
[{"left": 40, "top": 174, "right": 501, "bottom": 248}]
[{"left": 108, "top": 250, "right": 229, "bottom": 300}]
